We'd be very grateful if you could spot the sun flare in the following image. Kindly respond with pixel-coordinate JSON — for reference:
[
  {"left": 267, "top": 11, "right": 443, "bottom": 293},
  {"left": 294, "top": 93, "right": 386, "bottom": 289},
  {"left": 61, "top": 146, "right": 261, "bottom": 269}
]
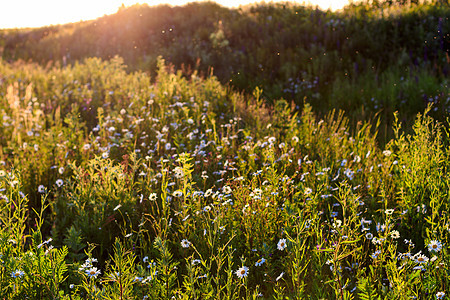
[{"left": 0, "top": 0, "right": 351, "bottom": 29}]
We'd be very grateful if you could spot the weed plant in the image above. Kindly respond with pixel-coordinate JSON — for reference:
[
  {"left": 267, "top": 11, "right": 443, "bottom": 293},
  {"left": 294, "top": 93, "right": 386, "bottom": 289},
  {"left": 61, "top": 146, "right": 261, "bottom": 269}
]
[{"left": 0, "top": 57, "right": 449, "bottom": 299}]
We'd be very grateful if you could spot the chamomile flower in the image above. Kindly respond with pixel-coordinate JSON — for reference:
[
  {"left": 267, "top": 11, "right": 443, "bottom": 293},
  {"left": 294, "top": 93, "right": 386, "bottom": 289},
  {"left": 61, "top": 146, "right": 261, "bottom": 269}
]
[
  {"left": 11, "top": 269, "right": 25, "bottom": 278},
  {"left": 277, "top": 238, "right": 287, "bottom": 251},
  {"left": 255, "top": 258, "right": 266, "bottom": 267},
  {"left": 414, "top": 253, "right": 429, "bottom": 264},
  {"left": 428, "top": 240, "right": 442, "bottom": 253},
  {"left": 85, "top": 267, "right": 101, "bottom": 278},
  {"left": 235, "top": 266, "right": 249, "bottom": 279},
  {"left": 173, "top": 190, "right": 183, "bottom": 197},
  {"left": 390, "top": 230, "right": 400, "bottom": 239},
  {"left": 385, "top": 209, "right": 394, "bottom": 215},
  {"left": 181, "top": 239, "right": 191, "bottom": 248},
  {"left": 223, "top": 185, "right": 232, "bottom": 194},
  {"left": 371, "top": 250, "right": 381, "bottom": 259},
  {"left": 436, "top": 291, "right": 445, "bottom": 299},
  {"left": 149, "top": 193, "right": 157, "bottom": 201},
  {"left": 38, "top": 185, "right": 46, "bottom": 193}
]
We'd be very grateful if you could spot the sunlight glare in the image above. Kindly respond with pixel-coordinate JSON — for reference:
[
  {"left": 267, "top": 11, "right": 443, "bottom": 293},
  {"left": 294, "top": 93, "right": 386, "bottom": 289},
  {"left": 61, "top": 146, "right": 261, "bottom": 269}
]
[{"left": 0, "top": 0, "right": 351, "bottom": 29}]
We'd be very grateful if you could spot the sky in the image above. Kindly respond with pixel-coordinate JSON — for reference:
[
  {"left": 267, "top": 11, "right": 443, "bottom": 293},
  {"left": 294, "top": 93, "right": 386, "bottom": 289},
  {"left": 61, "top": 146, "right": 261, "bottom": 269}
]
[{"left": 0, "top": 0, "right": 352, "bottom": 29}]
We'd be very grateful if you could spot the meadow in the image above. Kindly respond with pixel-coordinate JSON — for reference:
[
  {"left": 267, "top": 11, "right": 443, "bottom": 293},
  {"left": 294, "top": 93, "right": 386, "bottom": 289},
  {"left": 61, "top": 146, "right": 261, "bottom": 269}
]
[{"left": 0, "top": 1, "right": 449, "bottom": 299}]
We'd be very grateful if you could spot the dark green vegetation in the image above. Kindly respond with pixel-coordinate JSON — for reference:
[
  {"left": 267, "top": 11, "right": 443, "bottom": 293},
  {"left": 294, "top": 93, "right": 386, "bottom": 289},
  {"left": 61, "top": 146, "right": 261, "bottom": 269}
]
[
  {"left": 0, "top": 0, "right": 449, "bottom": 299},
  {"left": 0, "top": 0, "right": 449, "bottom": 133}
]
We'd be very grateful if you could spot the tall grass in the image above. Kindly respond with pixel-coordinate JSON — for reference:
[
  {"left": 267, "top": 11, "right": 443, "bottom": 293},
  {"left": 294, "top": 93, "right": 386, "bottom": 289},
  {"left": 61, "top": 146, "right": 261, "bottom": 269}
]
[{"left": 0, "top": 57, "right": 449, "bottom": 299}]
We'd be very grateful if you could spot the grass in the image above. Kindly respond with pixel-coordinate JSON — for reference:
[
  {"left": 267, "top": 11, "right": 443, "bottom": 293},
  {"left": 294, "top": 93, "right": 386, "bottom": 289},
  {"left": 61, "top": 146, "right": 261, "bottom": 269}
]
[{"left": 0, "top": 56, "right": 449, "bottom": 299}]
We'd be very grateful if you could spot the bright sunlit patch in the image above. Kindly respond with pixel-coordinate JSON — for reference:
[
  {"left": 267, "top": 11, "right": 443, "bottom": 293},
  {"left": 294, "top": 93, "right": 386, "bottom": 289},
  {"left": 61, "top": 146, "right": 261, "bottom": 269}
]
[{"left": 0, "top": 0, "right": 351, "bottom": 29}]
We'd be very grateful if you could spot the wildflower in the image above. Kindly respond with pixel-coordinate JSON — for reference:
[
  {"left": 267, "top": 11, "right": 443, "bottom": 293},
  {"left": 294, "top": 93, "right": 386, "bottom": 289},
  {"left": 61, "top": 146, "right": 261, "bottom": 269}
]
[
  {"left": 390, "top": 230, "right": 400, "bottom": 239},
  {"left": 428, "top": 240, "right": 442, "bottom": 253},
  {"left": 376, "top": 223, "right": 386, "bottom": 232},
  {"left": 173, "top": 190, "right": 183, "bottom": 197},
  {"left": 149, "top": 193, "right": 157, "bottom": 201},
  {"left": 69, "top": 284, "right": 75, "bottom": 289},
  {"left": 436, "top": 291, "right": 445, "bottom": 299},
  {"left": 371, "top": 250, "right": 381, "bottom": 259},
  {"left": 55, "top": 179, "right": 64, "bottom": 187},
  {"left": 181, "top": 239, "right": 191, "bottom": 248},
  {"left": 235, "top": 266, "right": 249, "bottom": 279},
  {"left": 277, "top": 238, "right": 287, "bottom": 251},
  {"left": 204, "top": 189, "right": 213, "bottom": 197},
  {"left": 142, "top": 276, "right": 153, "bottom": 283},
  {"left": 276, "top": 272, "right": 284, "bottom": 281},
  {"left": 37, "top": 238, "right": 53, "bottom": 249},
  {"left": 365, "top": 233, "right": 373, "bottom": 240},
  {"left": 223, "top": 185, "right": 232, "bottom": 194},
  {"left": 383, "top": 150, "right": 392, "bottom": 157},
  {"left": 86, "top": 258, "right": 98, "bottom": 264},
  {"left": 38, "top": 185, "right": 46, "bottom": 193},
  {"left": 173, "top": 167, "right": 184, "bottom": 179},
  {"left": 304, "top": 188, "right": 312, "bottom": 195},
  {"left": 415, "top": 254, "right": 429, "bottom": 264},
  {"left": 11, "top": 269, "right": 25, "bottom": 278},
  {"left": 255, "top": 258, "right": 266, "bottom": 267},
  {"left": 83, "top": 143, "right": 91, "bottom": 151},
  {"left": 79, "top": 262, "right": 92, "bottom": 271},
  {"left": 192, "top": 259, "right": 201, "bottom": 265},
  {"left": 325, "top": 259, "right": 334, "bottom": 271},
  {"left": 333, "top": 220, "right": 342, "bottom": 228},
  {"left": 385, "top": 209, "right": 394, "bottom": 215},
  {"left": 85, "top": 267, "right": 101, "bottom": 278},
  {"left": 344, "top": 168, "right": 354, "bottom": 180}
]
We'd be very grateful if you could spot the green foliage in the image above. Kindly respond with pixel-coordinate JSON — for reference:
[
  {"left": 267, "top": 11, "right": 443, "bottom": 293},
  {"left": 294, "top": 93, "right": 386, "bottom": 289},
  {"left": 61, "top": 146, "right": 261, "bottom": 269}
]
[
  {"left": 357, "top": 277, "right": 380, "bottom": 300},
  {"left": 0, "top": 0, "right": 448, "bottom": 130},
  {"left": 0, "top": 55, "right": 448, "bottom": 299}
]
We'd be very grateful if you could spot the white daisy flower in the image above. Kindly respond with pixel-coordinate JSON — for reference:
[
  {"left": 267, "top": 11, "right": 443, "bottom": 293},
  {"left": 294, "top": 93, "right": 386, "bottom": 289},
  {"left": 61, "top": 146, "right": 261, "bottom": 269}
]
[
  {"left": 414, "top": 253, "right": 429, "bottom": 264},
  {"left": 85, "top": 267, "right": 101, "bottom": 278},
  {"left": 428, "top": 240, "right": 442, "bottom": 253},
  {"left": 277, "top": 238, "right": 287, "bottom": 251},
  {"left": 255, "top": 258, "right": 266, "bottom": 267},
  {"left": 235, "top": 266, "right": 249, "bottom": 279},
  {"left": 11, "top": 269, "right": 25, "bottom": 278},
  {"left": 181, "top": 239, "right": 191, "bottom": 248}
]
